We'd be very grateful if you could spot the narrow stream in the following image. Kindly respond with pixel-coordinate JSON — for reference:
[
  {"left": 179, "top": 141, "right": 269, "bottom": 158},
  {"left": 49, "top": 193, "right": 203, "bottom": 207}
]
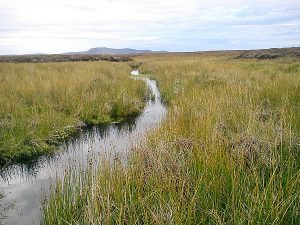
[{"left": 0, "top": 73, "right": 166, "bottom": 225}]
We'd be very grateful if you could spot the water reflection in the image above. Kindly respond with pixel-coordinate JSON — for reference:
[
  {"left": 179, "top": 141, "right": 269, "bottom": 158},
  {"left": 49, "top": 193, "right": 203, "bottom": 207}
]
[
  {"left": 0, "top": 78, "right": 166, "bottom": 225},
  {"left": 0, "top": 118, "right": 137, "bottom": 182},
  {"left": 130, "top": 70, "right": 139, "bottom": 76}
]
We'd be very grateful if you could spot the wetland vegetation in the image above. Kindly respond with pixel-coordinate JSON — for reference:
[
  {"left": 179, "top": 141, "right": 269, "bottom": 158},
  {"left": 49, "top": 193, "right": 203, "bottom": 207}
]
[
  {"left": 0, "top": 62, "right": 145, "bottom": 164},
  {"left": 42, "top": 54, "right": 300, "bottom": 224}
]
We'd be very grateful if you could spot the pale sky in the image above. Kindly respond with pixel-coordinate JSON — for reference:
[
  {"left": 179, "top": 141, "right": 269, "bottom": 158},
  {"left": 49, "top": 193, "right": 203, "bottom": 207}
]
[{"left": 0, "top": 0, "right": 299, "bottom": 55}]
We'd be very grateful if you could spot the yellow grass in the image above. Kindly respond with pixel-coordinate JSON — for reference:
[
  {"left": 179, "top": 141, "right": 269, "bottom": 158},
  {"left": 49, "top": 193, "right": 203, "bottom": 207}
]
[
  {"left": 41, "top": 54, "right": 300, "bottom": 224},
  {"left": 0, "top": 61, "right": 145, "bottom": 163}
]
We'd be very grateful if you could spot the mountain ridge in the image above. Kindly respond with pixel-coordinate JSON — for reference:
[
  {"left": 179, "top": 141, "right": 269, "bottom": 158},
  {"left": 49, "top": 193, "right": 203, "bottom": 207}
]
[{"left": 64, "top": 47, "right": 168, "bottom": 55}]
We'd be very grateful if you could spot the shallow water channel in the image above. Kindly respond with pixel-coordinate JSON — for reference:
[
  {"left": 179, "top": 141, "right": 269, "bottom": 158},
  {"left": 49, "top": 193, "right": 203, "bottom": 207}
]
[{"left": 0, "top": 73, "right": 167, "bottom": 225}]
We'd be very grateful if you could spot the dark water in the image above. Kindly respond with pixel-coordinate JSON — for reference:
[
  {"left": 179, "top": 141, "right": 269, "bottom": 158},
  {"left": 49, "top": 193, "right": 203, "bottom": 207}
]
[{"left": 0, "top": 76, "right": 166, "bottom": 225}]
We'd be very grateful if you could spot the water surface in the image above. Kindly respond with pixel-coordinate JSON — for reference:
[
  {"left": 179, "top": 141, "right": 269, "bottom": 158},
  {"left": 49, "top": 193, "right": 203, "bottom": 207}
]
[
  {"left": 130, "top": 70, "right": 139, "bottom": 76},
  {"left": 0, "top": 76, "right": 166, "bottom": 225}
]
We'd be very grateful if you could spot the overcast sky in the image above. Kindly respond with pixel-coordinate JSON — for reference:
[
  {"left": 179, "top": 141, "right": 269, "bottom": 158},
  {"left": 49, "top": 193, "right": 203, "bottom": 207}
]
[{"left": 0, "top": 0, "right": 299, "bottom": 55}]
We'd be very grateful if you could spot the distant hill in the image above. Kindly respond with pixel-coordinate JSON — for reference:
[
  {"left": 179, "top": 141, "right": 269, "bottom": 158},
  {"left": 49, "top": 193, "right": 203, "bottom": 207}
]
[{"left": 64, "top": 47, "right": 168, "bottom": 55}]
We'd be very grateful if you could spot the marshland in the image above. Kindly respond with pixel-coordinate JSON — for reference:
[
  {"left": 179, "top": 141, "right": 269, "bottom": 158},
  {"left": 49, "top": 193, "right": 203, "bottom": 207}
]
[
  {"left": 42, "top": 54, "right": 300, "bottom": 225},
  {"left": 0, "top": 62, "right": 145, "bottom": 164},
  {"left": 0, "top": 51, "right": 299, "bottom": 225}
]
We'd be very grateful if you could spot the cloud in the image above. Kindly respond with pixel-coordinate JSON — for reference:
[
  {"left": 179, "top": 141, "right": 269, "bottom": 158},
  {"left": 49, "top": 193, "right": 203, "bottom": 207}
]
[{"left": 0, "top": 0, "right": 299, "bottom": 54}]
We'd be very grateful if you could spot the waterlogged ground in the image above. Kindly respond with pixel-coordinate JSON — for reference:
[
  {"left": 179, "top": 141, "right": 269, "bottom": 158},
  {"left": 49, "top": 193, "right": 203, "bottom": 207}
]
[
  {"left": 0, "top": 62, "right": 146, "bottom": 163},
  {"left": 42, "top": 56, "right": 300, "bottom": 224},
  {"left": 3, "top": 55, "right": 299, "bottom": 224},
  {"left": 0, "top": 75, "right": 166, "bottom": 225}
]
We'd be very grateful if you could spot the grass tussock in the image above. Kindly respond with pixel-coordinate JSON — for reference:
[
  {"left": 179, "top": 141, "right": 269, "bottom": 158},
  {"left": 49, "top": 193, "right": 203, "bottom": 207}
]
[
  {"left": 43, "top": 55, "right": 300, "bottom": 224},
  {"left": 0, "top": 61, "right": 145, "bottom": 164}
]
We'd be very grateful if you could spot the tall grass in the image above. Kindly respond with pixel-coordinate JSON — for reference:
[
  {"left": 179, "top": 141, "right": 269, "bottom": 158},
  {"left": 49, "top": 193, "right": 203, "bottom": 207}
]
[
  {"left": 43, "top": 55, "right": 300, "bottom": 224},
  {"left": 0, "top": 61, "right": 145, "bottom": 164}
]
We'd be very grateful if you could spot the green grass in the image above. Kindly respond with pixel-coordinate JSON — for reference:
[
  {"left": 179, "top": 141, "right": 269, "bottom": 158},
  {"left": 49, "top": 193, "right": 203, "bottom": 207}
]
[
  {"left": 0, "top": 61, "right": 146, "bottom": 164},
  {"left": 42, "top": 55, "right": 300, "bottom": 224}
]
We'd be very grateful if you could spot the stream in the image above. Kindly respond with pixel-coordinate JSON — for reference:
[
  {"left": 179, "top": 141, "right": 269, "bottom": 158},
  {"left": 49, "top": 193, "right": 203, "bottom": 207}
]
[{"left": 0, "top": 73, "right": 166, "bottom": 225}]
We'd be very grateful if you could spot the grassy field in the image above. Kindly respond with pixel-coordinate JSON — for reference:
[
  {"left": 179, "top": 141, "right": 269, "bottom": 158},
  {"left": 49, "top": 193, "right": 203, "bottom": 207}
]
[
  {"left": 42, "top": 54, "right": 299, "bottom": 224},
  {"left": 0, "top": 61, "right": 146, "bottom": 164}
]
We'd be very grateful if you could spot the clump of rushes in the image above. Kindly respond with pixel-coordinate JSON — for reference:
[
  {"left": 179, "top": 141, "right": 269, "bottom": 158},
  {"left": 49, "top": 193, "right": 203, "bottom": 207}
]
[
  {"left": 43, "top": 54, "right": 300, "bottom": 224},
  {"left": 0, "top": 61, "right": 146, "bottom": 164}
]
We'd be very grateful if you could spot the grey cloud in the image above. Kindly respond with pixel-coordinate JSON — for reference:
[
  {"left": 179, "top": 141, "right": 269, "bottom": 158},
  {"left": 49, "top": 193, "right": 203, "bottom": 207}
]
[{"left": 0, "top": 0, "right": 299, "bottom": 54}]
